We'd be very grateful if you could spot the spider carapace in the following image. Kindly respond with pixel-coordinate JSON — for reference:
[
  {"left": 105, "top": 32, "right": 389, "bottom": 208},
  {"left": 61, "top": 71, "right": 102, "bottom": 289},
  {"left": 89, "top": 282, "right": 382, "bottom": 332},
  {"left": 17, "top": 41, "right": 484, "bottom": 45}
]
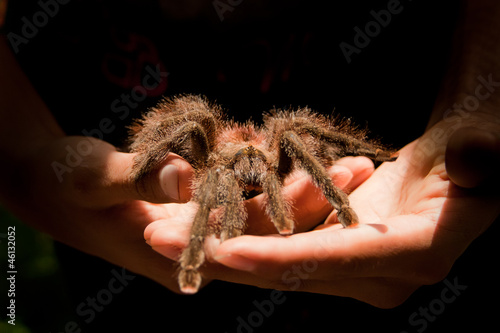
[
  {"left": 229, "top": 146, "right": 268, "bottom": 197},
  {"left": 128, "top": 95, "right": 398, "bottom": 294}
]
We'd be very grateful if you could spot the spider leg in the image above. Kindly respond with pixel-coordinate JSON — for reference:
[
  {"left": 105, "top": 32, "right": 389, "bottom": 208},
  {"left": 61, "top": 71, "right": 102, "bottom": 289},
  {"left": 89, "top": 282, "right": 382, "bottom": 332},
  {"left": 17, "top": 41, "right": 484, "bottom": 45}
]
[
  {"left": 130, "top": 121, "right": 210, "bottom": 183},
  {"left": 262, "top": 172, "right": 294, "bottom": 234},
  {"left": 178, "top": 168, "right": 219, "bottom": 294},
  {"left": 279, "top": 131, "right": 359, "bottom": 227},
  {"left": 230, "top": 147, "right": 294, "bottom": 235},
  {"left": 128, "top": 95, "right": 220, "bottom": 153},
  {"left": 301, "top": 125, "right": 397, "bottom": 162},
  {"left": 218, "top": 169, "right": 247, "bottom": 242}
]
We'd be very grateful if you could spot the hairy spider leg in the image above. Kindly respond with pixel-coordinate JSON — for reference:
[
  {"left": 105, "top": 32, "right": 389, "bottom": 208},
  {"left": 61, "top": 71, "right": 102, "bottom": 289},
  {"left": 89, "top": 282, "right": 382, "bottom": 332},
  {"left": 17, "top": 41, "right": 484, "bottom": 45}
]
[
  {"left": 157, "top": 110, "right": 219, "bottom": 152},
  {"left": 178, "top": 168, "right": 219, "bottom": 294},
  {"left": 230, "top": 146, "right": 294, "bottom": 235},
  {"left": 131, "top": 121, "right": 210, "bottom": 183},
  {"left": 261, "top": 172, "right": 294, "bottom": 234},
  {"left": 300, "top": 124, "right": 398, "bottom": 161},
  {"left": 279, "top": 131, "right": 359, "bottom": 227},
  {"left": 217, "top": 169, "right": 247, "bottom": 242}
]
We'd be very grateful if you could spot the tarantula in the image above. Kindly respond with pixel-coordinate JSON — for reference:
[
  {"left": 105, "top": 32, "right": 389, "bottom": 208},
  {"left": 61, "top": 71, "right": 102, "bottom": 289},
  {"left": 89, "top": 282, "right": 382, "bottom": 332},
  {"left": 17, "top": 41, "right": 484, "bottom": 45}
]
[{"left": 128, "top": 95, "right": 397, "bottom": 294}]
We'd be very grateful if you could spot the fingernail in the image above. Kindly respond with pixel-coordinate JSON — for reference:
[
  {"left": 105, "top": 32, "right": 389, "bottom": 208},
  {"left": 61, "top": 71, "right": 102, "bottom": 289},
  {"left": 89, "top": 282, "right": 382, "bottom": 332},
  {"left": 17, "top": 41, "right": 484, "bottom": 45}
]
[
  {"left": 159, "top": 164, "right": 180, "bottom": 200},
  {"left": 213, "top": 254, "right": 256, "bottom": 272},
  {"left": 329, "top": 165, "right": 347, "bottom": 176}
]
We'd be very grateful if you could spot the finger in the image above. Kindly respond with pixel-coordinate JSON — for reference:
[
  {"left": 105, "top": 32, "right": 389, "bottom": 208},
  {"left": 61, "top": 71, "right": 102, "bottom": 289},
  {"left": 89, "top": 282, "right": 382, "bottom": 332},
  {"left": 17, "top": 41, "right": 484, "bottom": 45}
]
[
  {"left": 244, "top": 164, "right": 354, "bottom": 235},
  {"left": 245, "top": 155, "right": 377, "bottom": 235},
  {"left": 146, "top": 219, "right": 189, "bottom": 260},
  {"left": 335, "top": 156, "right": 375, "bottom": 191},
  {"left": 214, "top": 215, "right": 440, "bottom": 283},
  {"left": 446, "top": 127, "right": 500, "bottom": 188},
  {"left": 59, "top": 139, "right": 139, "bottom": 208},
  {"left": 144, "top": 203, "right": 197, "bottom": 259},
  {"left": 68, "top": 139, "right": 194, "bottom": 206},
  {"left": 129, "top": 152, "right": 195, "bottom": 203}
]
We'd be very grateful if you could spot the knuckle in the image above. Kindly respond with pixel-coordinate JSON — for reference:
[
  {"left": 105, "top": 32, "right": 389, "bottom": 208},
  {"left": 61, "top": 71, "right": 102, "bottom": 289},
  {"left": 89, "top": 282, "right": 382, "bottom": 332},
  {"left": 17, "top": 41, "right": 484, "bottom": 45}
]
[{"left": 69, "top": 167, "right": 102, "bottom": 204}]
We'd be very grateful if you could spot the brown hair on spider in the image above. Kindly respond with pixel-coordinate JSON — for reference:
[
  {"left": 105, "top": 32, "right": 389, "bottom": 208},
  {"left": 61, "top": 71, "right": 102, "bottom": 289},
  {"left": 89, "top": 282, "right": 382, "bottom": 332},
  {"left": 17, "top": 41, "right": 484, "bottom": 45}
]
[{"left": 128, "top": 94, "right": 398, "bottom": 294}]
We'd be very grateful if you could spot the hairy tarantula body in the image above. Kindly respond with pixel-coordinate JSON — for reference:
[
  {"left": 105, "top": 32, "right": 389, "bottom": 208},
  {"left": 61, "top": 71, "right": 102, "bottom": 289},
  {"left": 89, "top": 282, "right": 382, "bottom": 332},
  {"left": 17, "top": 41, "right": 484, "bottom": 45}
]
[{"left": 128, "top": 95, "right": 397, "bottom": 294}]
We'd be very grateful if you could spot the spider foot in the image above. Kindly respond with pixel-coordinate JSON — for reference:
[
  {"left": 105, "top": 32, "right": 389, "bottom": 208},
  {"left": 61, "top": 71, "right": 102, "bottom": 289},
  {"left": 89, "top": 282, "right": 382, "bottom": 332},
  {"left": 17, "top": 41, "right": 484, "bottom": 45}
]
[
  {"left": 373, "top": 148, "right": 399, "bottom": 162},
  {"left": 178, "top": 266, "right": 202, "bottom": 294},
  {"left": 277, "top": 217, "right": 294, "bottom": 235},
  {"left": 337, "top": 205, "right": 359, "bottom": 228}
]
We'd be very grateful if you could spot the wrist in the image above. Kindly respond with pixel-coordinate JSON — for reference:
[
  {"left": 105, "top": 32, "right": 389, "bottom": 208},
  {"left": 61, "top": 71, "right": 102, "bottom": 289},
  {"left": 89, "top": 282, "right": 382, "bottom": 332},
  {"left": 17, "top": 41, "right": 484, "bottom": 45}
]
[
  {"left": 428, "top": 1, "right": 500, "bottom": 128},
  {"left": 430, "top": 75, "right": 500, "bottom": 129}
]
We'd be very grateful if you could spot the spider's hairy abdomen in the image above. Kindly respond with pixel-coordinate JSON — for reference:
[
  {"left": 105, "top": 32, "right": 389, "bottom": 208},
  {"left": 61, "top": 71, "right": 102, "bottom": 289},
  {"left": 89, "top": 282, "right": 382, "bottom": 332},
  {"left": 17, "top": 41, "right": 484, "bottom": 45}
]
[{"left": 216, "top": 121, "right": 271, "bottom": 162}]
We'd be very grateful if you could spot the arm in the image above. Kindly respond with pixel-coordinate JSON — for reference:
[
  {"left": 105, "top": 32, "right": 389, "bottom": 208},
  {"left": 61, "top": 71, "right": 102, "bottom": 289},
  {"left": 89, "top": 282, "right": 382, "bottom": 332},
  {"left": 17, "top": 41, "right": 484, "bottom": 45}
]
[
  {"left": 0, "top": 35, "right": 65, "bottom": 209},
  {"left": 429, "top": 0, "right": 500, "bottom": 126},
  {"left": 0, "top": 35, "right": 196, "bottom": 291},
  {"left": 429, "top": 0, "right": 500, "bottom": 188}
]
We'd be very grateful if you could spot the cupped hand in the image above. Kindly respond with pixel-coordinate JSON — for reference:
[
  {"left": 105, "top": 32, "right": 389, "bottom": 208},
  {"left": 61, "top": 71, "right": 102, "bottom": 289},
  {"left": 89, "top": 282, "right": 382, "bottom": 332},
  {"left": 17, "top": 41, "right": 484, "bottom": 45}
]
[
  {"left": 20, "top": 136, "right": 197, "bottom": 292},
  {"left": 208, "top": 120, "right": 500, "bottom": 308},
  {"left": 144, "top": 154, "right": 376, "bottom": 292}
]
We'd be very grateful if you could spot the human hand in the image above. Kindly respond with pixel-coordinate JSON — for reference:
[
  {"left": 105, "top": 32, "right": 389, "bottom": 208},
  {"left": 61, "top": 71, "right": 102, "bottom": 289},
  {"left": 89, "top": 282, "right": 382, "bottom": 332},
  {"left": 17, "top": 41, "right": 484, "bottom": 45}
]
[
  {"left": 17, "top": 136, "right": 199, "bottom": 292},
  {"left": 207, "top": 119, "right": 500, "bottom": 308},
  {"left": 16, "top": 134, "right": 373, "bottom": 294},
  {"left": 144, "top": 154, "right": 376, "bottom": 291}
]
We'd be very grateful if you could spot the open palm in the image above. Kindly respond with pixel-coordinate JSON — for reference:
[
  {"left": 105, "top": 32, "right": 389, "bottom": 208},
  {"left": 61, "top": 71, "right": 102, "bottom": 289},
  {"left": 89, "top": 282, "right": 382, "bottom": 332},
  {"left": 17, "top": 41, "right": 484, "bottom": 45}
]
[{"left": 211, "top": 121, "right": 500, "bottom": 308}]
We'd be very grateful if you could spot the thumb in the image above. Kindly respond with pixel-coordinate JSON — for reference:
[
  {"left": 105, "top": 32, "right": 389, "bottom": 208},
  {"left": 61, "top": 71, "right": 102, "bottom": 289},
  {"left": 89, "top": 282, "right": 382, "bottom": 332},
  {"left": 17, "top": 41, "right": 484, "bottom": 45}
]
[
  {"left": 46, "top": 137, "right": 194, "bottom": 207},
  {"left": 128, "top": 152, "right": 194, "bottom": 203},
  {"left": 75, "top": 148, "right": 194, "bottom": 206},
  {"left": 445, "top": 126, "right": 500, "bottom": 188}
]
